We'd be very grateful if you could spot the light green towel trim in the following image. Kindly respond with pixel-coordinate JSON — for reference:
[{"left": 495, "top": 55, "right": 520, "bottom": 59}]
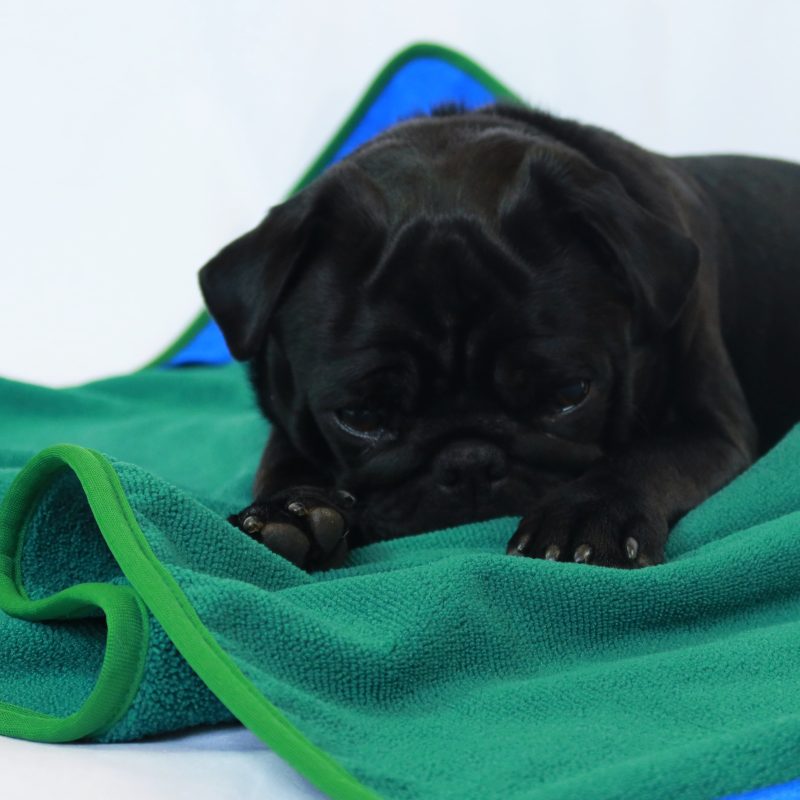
[
  {"left": 0, "top": 444, "right": 379, "bottom": 800},
  {"left": 0, "top": 448, "right": 149, "bottom": 741}
]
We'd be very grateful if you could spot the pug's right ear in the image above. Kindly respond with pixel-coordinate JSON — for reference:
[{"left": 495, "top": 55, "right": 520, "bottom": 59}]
[{"left": 198, "top": 191, "right": 313, "bottom": 361}]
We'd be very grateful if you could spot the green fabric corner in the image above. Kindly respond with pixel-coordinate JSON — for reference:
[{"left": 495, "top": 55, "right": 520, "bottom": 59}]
[
  {"left": 0, "top": 448, "right": 150, "bottom": 741},
  {"left": 0, "top": 443, "right": 380, "bottom": 800}
]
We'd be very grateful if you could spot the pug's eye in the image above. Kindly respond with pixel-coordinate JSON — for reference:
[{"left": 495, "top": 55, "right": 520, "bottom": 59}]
[
  {"left": 334, "top": 408, "right": 388, "bottom": 438},
  {"left": 551, "top": 379, "right": 591, "bottom": 414}
]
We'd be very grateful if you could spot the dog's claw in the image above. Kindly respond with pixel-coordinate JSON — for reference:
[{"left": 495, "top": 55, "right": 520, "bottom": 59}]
[
  {"left": 625, "top": 536, "right": 639, "bottom": 560},
  {"left": 507, "top": 533, "right": 530, "bottom": 556},
  {"left": 544, "top": 544, "right": 561, "bottom": 561},
  {"left": 286, "top": 501, "right": 308, "bottom": 517},
  {"left": 574, "top": 543, "right": 592, "bottom": 563},
  {"left": 242, "top": 515, "right": 264, "bottom": 534},
  {"left": 335, "top": 489, "right": 357, "bottom": 508}
]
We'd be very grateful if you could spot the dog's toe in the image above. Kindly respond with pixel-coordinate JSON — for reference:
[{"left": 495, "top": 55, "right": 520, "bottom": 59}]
[
  {"left": 259, "top": 522, "right": 311, "bottom": 566},
  {"left": 307, "top": 507, "right": 347, "bottom": 552},
  {"left": 508, "top": 482, "right": 667, "bottom": 569}
]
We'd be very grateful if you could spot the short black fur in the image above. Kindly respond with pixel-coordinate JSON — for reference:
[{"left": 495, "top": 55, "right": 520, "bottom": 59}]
[{"left": 200, "top": 103, "right": 800, "bottom": 570}]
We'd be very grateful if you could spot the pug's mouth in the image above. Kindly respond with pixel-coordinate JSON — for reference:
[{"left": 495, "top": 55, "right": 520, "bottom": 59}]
[{"left": 352, "top": 466, "right": 567, "bottom": 542}]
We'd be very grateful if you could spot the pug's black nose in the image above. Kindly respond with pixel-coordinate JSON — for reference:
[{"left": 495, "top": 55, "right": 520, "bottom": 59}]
[{"left": 433, "top": 440, "right": 508, "bottom": 492}]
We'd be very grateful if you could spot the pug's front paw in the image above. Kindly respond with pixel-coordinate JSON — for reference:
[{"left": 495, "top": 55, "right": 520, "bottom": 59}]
[
  {"left": 230, "top": 486, "right": 356, "bottom": 571},
  {"left": 506, "top": 480, "right": 667, "bottom": 568}
]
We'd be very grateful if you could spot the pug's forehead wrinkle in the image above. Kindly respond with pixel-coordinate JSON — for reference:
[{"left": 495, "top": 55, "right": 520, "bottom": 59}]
[
  {"left": 353, "top": 116, "right": 549, "bottom": 209},
  {"left": 362, "top": 214, "right": 532, "bottom": 304}
]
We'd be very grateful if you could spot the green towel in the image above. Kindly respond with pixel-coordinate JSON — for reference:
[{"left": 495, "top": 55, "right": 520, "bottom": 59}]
[{"left": 2, "top": 361, "right": 800, "bottom": 800}]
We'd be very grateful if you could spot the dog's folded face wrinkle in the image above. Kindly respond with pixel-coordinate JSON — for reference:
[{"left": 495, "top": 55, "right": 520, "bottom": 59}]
[{"left": 200, "top": 104, "right": 786, "bottom": 561}]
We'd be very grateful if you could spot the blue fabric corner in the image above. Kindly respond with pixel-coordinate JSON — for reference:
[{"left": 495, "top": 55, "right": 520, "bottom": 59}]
[
  {"left": 724, "top": 779, "right": 800, "bottom": 799},
  {"left": 167, "top": 321, "right": 232, "bottom": 367}
]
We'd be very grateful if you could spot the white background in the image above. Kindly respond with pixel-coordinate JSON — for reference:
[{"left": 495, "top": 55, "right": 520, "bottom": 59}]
[
  {"left": 2, "top": 2, "right": 799, "bottom": 797},
  {"left": 2, "top": 0, "right": 800, "bottom": 386}
]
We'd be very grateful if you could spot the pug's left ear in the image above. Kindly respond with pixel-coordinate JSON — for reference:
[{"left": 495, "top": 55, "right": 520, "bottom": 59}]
[
  {"left": 503, "top": 147, "right": 700, "bottom": 337},
  {"left": 563, "top": 162, "right": 700, "bottom": 336}
]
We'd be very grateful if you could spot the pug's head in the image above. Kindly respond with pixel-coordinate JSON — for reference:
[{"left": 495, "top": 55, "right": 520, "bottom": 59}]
[{"left": 200, "top": 107, "right": 698, "bottom": 539}]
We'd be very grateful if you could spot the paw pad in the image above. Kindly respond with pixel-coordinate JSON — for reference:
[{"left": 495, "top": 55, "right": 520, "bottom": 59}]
[{"left": 231, "top": 486, "right": 355, "bottom": 571}]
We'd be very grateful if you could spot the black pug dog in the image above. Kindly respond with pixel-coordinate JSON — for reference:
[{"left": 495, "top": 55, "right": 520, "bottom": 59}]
[{"left": 199, "top": 103, "right": 800, "bottom": 571}]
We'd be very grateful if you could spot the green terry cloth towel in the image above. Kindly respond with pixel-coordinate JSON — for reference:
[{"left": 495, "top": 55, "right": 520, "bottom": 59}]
[{"left": 2, "top": 361, "right": 800, "bottom": 800}]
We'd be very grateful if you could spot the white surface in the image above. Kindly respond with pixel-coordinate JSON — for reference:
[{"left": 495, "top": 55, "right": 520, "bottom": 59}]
[
  {"left": 2, "top": 0, "right": 800, "bottom": 386},
  {"left": 0, "top": 726, "right": 329, "bottom": 800}
]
